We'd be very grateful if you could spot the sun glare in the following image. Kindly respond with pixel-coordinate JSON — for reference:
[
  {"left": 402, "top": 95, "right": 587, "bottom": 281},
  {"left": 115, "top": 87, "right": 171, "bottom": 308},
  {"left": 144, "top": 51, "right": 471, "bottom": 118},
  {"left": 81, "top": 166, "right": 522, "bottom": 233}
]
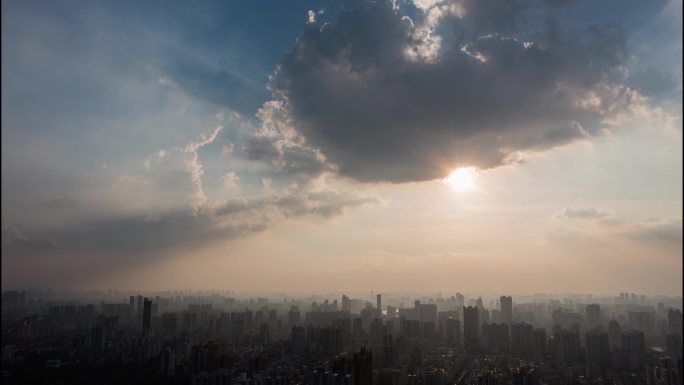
[{"left": 443, "top": 167, "right": 476, "bottom": 192}]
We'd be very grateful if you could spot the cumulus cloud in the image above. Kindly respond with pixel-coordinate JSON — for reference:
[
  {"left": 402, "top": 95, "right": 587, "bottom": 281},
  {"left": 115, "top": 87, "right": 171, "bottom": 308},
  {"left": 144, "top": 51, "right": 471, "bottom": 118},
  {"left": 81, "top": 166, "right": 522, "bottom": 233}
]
[
  {"left": 144, "top": 119, "right": 223, "bottom": 213},
  {"left": 243, "top": 101, "right": 336, "bottom": 179},
  {"left": 257, "top": 0, "right": 652, "bottom": 182},
  {"left": 220, "top": 171, "right": 240, "bottom": 190}
]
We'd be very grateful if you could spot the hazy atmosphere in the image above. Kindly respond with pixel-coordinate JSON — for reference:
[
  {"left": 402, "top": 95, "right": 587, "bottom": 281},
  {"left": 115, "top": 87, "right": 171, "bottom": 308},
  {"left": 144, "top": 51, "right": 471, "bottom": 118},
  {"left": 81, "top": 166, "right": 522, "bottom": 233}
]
[{"left": 2, "top": 0, "right": 682, "bottom": 294}]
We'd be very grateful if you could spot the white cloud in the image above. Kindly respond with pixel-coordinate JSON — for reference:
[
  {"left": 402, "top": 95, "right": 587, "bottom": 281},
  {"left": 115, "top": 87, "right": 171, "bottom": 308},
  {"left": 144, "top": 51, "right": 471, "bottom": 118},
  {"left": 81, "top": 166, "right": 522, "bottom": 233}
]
[
  {"left": 220, "top": 171, "right": 240, "bottom": 190},
  {"left": 222, "top": 143, "right": 235, "bottom": 156}
]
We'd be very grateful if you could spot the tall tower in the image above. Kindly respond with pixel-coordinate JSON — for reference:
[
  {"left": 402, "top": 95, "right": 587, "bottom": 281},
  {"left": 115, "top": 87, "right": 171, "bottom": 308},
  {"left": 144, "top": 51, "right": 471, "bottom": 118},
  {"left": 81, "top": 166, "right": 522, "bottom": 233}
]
[
  {"left": 500, "top": 296, "right": 513, "bottom": 324},
  {"left": 142, "top": 298, "right": 152, "bottom": 337},
  {"left": 463, "top": 306, "right": 480, "bottom": 350},
  {"left": 586, "top": 304, "right": 601, "bottom": 327},
  {"left": 377, "top": 294, "right": 382, "bottom": 314}
]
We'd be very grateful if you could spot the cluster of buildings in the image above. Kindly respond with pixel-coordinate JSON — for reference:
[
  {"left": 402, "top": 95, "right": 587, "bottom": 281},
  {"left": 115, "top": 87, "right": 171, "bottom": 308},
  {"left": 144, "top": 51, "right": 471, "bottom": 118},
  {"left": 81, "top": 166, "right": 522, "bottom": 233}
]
[{"left": 1, "top": 290, "right": 682, "bottom": 384}]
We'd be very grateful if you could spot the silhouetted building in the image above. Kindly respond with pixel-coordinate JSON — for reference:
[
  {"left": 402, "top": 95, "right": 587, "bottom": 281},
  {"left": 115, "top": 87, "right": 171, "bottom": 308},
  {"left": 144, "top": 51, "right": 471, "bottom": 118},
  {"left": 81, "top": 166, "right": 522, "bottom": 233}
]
[
  {"left": 160, "top": 346, "right": 175, "bottom": 381},
  {"left": 532, "top": 328, "right": 546, "bottom": 362},
  {"left": 142, "top": 298, "right": 152, "bottom": 336},
  {"left": 500, "top": 296, "right": 513, "bottom": 324},
  {"left": 482, "top": 323, "right": 509, "bottom": 352},
  {"left": 668, "top": 309, "right": 683, "bottom": 334},
  {"left": 621, "top": 331, "right": 645, "bottom": 369},
  {"left": 291, "top": 326, "right": 306, "bottom": 354},
  {"left": 665, "top": 333, "right": 682, "bottom": 361},
  {"left": 585, "top": 304, "right": 601, "bottom": 327},
  {"left": 320, "top": 327, "right": 343, "bottom": 356},
  {"left": 585, "top": 329, "right": 610, "bottom": 368},
  {"left": 445, "top": 317, "right": 461, "bottom": 348},
  {"left": 608, "top": 319, "right": 622, "bottom": 350},
  {"left": 511, "top": 322, "right": 533, "bottom": 356},
  {"left": 554, "top": 326, "right": 580, "bottom": 364},
  {"left": 463, "top": 306, "right": 480, "bottom": 350},
  {"left": 352, "top": 348, "right": 373, "bottom": 385}
]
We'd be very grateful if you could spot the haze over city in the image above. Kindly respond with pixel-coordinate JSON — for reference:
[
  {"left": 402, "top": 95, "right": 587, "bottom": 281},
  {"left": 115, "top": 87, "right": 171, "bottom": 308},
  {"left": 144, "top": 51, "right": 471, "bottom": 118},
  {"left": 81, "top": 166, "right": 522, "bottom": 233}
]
[{"left": 2, "top": 1, "right": 683, "bottom": 384}]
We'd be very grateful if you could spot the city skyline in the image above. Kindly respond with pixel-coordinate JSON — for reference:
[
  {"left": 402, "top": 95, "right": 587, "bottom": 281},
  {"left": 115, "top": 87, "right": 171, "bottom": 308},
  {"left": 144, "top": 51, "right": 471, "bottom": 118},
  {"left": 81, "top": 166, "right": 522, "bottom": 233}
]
[{"left": 2, "top": 0, "right": 682, "bottom": 295}]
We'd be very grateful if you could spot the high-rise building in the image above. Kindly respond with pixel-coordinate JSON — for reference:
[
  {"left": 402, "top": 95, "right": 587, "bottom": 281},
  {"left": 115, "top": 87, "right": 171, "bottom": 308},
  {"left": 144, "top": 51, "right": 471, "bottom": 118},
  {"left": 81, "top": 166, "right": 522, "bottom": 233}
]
[
  {"left": 136, "top": 295, "right": 143, "bottom": 315},
  {"left": 668, "top": 309, "right": 683, "bottom": 333},
  {"left": 291, "top": 326, "right": 306, "bottom": 354},
  {"left": 288, "top": 305, "right": 301, "bottom": 325},
  {"left": 342, "top": 295, "right": 352, "bottom": 313},
  {"left": 532, "top": 328, "right": 546, "bottom": 362},
  {"left": 377, "top": 294, "right": 382, "bottom": 314},
  {"left": 511, "top": 322, "right": 533, "bottom": 356},
  {"left": 161, "top": 313, "right": 177, "bottom": 336},
  {"left": 455, "top": 293, "right": 465, "bottom": 309},
  {"left": 463, "top": 306, "right": 480, "bottom": 350},
  {"left": 129, "top": 296, "right": 135, "bottom": 316},
  {"left": 142, "top": 298, "right": 152, "bottom": 337},
  {"left": 445, "top": 317, "right": 461, "bottom": 347},
  {"left": 554, "top": 326, "right": 580, "bottom": 364},
  {"left": 482, "top": 323, "right": 509, "bottom": 352},
  {"left": 621, "top": 331, "right": 645, "bottom": 369},
  {"left": 370, "top": 318, "right": 384, "bottom": 342},
  {"left": 500, "top": 296, "right": 513, "bottom": 324},
  {"left": 259, "top": 323, "right": 270, "bottom": 344},
  {"left": 418, "top": 304, "right": 437, "bottom": 327},
  {"left": 585, "top": 329, "right": 610, "bottom": 368},
  {"left": 352, "top": 348, "right": 373, "bottom": 385},
  {"left": 608, "top": 320, "right": 622, "bottom": 350},
  {"left": 585, "top": 304, "right": 601, "bottom": 327},
  {"left": 160, "top": 346, "right": 175, "bottom": 381},
  {"left": 665, "top": 333, "right": 682, "bottom": 361}
]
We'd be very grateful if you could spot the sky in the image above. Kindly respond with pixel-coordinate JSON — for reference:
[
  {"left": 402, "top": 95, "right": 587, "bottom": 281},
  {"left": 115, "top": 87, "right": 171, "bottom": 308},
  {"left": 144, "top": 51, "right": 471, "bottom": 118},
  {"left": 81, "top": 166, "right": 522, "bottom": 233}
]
[{"left": 1, "top": 0, "right": 682, "bottom": 295}]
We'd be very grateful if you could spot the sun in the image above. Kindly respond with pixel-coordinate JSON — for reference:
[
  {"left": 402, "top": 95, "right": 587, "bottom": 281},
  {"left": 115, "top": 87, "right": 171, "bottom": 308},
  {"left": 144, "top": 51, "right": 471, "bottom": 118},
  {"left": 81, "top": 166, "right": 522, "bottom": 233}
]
[{"left": 443, "top": 167, "right": 476, "bottom": 192}]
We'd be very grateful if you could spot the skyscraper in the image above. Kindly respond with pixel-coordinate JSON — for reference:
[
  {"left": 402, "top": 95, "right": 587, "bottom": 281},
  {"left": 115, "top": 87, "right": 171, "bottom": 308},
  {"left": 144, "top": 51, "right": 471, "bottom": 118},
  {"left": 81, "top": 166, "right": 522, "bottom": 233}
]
[
  {"left": 665, "top": 333, "right": 682, "bottom": 361},
  {"left": 554, "top": 326, "right": 580, "bottom": 364},
  {"left": 136, "top": 295, "right": 143, "bottom": 315},
  {"left": 511, "top": 322, "right": 533, "bottom": 356},
  {"left": 585, "top": 304, "right": 601, "bottom": 327},
  {"left": 352, "top": 348, "right": 373, "bottom": 385},
  {"left": 622, "top": 331, "right": 645, "bottom": 369},
  {"left": 585, "top": 329, "right": 610, "bottom": 368},
  {"left": 455, "top": 293, "right": 465, "bottom": 309},
  {"left": 500, "top": 296, "right": 513, "bottom": 324},
  {"left": 608, "top": 320, "right": 622, "bottom": 350},
  {"left": 463, "top": 306, "right": 480, "bottom": 350},
  {"left": 129, "top": 295, "right": 135, "bottom": 316},
  {"left": 142, "top": 298, "right": 152, "bottom": 337},
  {"left": 532, "top": 328, "right": 546, "bottom": 362},
  {"left": 342, "top": 295, "right": 351, "bottom": 313},
  {"left": 377, "top": 294, "right": 382, "bottom": 314},
  {"left": 445, "top": 317, "right": 461, "bottom": 347}
]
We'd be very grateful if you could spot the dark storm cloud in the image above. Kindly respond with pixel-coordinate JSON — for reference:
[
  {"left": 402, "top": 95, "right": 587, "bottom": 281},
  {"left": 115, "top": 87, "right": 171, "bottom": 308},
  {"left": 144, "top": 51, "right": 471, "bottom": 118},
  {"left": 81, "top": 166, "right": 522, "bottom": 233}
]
[{"left": 262, "top": 0, "right": 642, "bottom": 182}]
